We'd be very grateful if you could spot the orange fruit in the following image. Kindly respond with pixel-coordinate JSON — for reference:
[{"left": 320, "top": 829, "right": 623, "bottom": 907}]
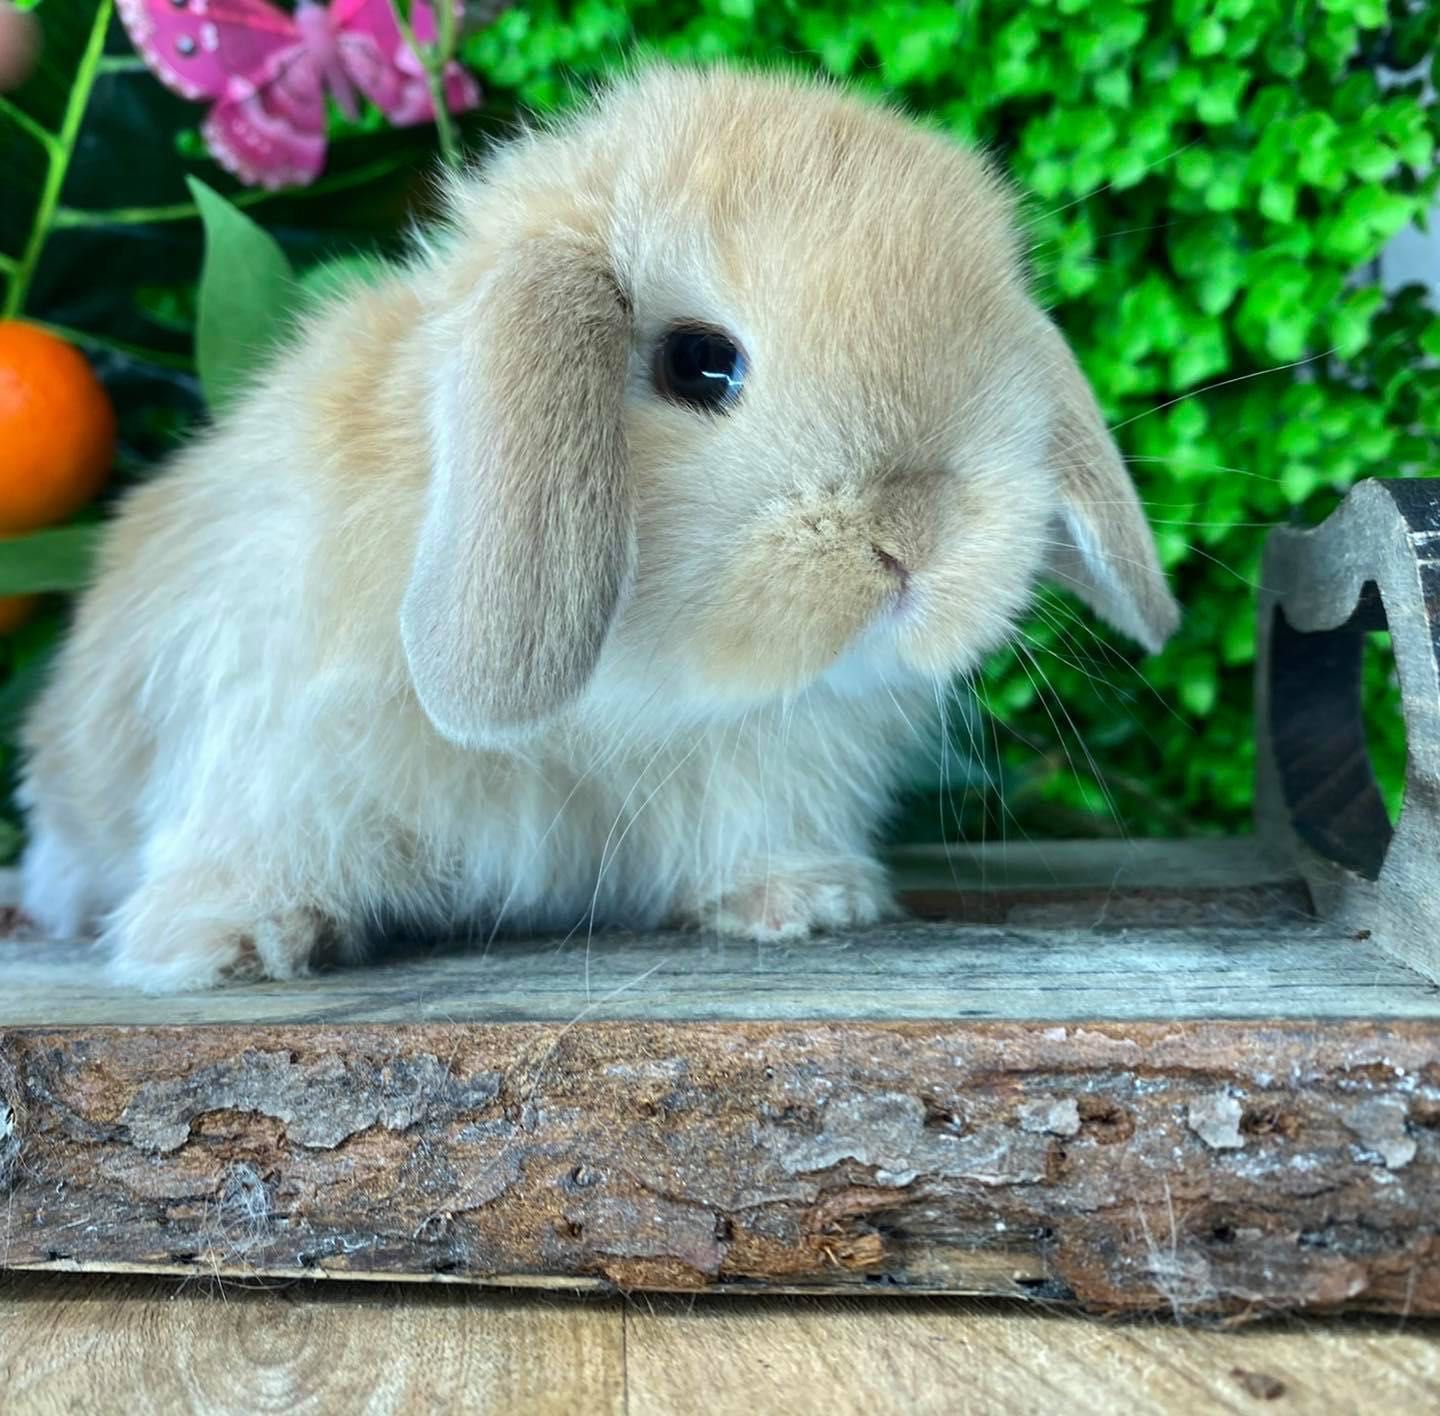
[
  {"left": 0, "top": 594, "right": 36, "bottom": 635},
  {"left": 0, "top": 321, "right": 117, "bottom": 634},
  {"left": 0, "top": 320, "right": 117, "bottom": 534}
]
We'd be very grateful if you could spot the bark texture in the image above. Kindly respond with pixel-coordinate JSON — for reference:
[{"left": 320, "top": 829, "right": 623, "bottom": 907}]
[{"left": 4, "top": 1019, "right": 1438, "bottom": 1318}]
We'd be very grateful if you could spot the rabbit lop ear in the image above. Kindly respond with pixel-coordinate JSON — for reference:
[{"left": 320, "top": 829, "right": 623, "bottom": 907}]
[
  {"left": 1036, "top": 315, "right": 1180, "bottom": 653},
  {"left": 402, "top": 234, "right": 634, "bottom": 744}
]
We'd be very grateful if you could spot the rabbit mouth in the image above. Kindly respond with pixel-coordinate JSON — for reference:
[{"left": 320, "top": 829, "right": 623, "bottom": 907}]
[
  {"left": 686, "top": 564, "right": 934, "bottom": 702},
  {"left": 667, "top": 488, "right": 949, "bottom": 699}
]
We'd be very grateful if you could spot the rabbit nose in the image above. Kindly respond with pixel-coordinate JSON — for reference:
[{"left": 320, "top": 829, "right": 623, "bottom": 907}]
[{"left": 871, "top": 543, "right": 911, "bottom": 590}]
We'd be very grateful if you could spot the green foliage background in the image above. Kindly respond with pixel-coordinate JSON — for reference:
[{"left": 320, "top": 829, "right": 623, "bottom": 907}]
[{"left": 1, "top": 0, "right": 1437, "bottom": 857}]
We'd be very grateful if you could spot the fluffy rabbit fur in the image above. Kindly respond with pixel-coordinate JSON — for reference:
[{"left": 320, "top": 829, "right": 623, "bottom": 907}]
[{"left": 19, "top": 66, "right": 1179, "bottom": 992}]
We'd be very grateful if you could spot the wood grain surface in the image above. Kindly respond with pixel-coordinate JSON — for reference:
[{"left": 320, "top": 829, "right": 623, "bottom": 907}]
[
  {"left": 6, "top": 911, "right": 1429, "bottom": 1025},
  {"left": 0, "top": 1273, "right": 623, "bottom": 1415},
  {"left": 628, "top": 1295, "right": 1440, "bottom": 1416},
  {"left": 4, "top": 840, "right": 1429, "bottom": 1027},
  {"left": 2, "top": 1273, "right": 1437, "bottom": 1415}
]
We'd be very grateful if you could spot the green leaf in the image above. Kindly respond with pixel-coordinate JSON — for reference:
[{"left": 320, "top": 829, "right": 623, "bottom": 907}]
[
  {"left": 1264, "top": 38, "right": 1305, "bottom": 78},
  {"left": 187, "top": 177, "right": 296, "bottom": 413},
  {"left": 872, "top": 4, "right": 961, "bottom": 85},
  {"left": 1169, "top": 315, "right": 1228, "bottom": 387},
  {"left": 1187, "top": 18, "right": 1226, "bottom": 57},
  {"left": 1258, "top": 180, "right": 1296, "bottom": 223},
  {"left": 1196, "top": 69, "right": 1245, "bottom": 125},
  {"left": 1175, "top": 148, "right": 1214, "bottom": 190},
  {"left": 1280, "top": 462, "right": 1321, "bottom": 504},
  {"left": 0, "top": 525, "right": 102, "bottom": 595},
  {"left": 1331, "top": 287, "right": 1384, "bottom": 359},
  {"left": 1179, "top": 667, "right": 1217, "bottom": 717},
  {"left": 1107, "top": 144, "right": 1148, "bottom": 188},
  {"left": 798, "top": 13, "right": 864, "bottom": 75}
]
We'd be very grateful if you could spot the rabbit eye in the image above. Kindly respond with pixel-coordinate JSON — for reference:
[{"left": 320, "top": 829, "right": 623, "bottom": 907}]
[{"left": 653, "top": 324, "right": 745, "bottom": 413}]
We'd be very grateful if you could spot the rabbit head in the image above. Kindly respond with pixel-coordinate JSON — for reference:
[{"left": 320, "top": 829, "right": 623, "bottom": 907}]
[{"left": 400, "top": 66, "right": 1179, "bottom": 746}]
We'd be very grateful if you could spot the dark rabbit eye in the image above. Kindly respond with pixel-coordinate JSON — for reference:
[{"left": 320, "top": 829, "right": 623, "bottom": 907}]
[{"left": 653, "top": 324, "right": 746, "bottom": 412}]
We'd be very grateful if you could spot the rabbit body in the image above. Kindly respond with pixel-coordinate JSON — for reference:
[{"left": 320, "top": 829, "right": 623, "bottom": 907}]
[{"left": 19, "top": 67, "right": 1177, "bottom": 990}]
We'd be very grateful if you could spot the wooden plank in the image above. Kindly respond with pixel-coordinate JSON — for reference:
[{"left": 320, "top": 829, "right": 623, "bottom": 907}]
[
  {"left": 2, "top": 912, "right": 1432, "bottom": 1025},
  {"left": 0, "top": 1272, "right": 626, "bottom": 1415},
  {"left": 893, "top": 836, "right": 1300, "bottom": 891},
  {"left": 3, "top": 1020, "right": 1438, "bottom": 1316},
  {"left": 4, "top": 839, "right": 1431, "bottom": 1027},
  {"left": 626, "top": 1296, "right": 1440, "bottom": 1416}
]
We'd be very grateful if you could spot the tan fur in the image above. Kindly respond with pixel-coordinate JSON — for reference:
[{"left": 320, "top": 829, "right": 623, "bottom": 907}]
[
  {"left": 19, "top": 66, "right": 1178, "bottom": 991},
  {"left": 402, "top": 234, "right": 634, "bottom": 735}
]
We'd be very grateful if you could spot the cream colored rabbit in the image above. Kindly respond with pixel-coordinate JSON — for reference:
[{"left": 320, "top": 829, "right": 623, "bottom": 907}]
[{"left": 19, "top": 65, "right": 1178, "bottom": 991}]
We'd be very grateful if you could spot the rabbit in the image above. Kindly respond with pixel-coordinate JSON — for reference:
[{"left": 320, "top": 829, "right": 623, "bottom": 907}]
[{"left": 17, "top": 64, "right": 1179, "bottom": 993}]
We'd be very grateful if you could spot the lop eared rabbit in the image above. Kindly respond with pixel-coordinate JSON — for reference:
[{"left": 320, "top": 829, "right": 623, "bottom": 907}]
[{"left": 20, "top": 66, "right": 1179, "bottom": 991}]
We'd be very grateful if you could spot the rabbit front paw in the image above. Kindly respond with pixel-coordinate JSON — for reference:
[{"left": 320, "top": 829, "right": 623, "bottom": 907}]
[
  {"left": 693, "top": 855, "right": 900, "bottom": 942},
  {"left": 103, "top": 871, "right": 332, "bottom": 993}
]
